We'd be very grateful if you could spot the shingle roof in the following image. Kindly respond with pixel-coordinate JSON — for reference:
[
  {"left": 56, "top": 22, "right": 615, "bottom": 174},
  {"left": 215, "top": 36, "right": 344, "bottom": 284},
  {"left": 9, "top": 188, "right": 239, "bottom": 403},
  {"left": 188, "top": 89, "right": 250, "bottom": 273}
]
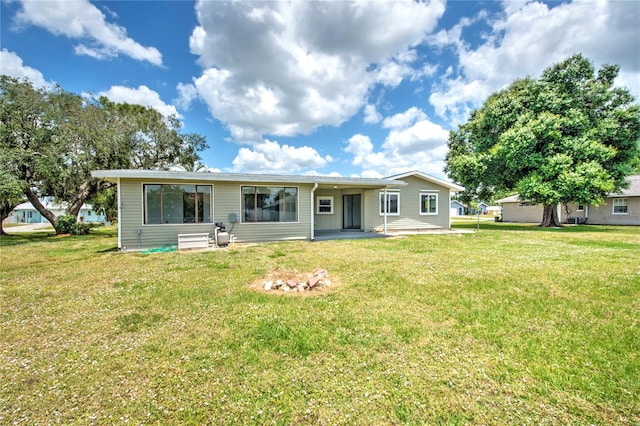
[{"left": 612, "top": 175, "right": 640, "bottom": 196}]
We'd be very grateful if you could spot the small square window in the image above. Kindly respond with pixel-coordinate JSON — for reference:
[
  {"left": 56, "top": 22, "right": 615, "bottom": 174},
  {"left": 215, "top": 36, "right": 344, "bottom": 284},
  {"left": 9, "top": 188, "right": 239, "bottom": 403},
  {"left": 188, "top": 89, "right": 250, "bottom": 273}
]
[{"left": 317, "top": 197, "right": 334, "bottom": 214}]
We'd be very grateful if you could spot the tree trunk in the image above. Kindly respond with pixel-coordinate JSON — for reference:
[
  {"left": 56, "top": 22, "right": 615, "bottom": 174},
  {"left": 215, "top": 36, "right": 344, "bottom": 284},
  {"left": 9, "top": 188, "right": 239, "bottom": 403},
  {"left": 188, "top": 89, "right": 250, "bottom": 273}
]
[
  {"left": 540, "top": 203, "right": 562, "bottom": 227},
  {"left": 66, "top": 181, "right": 93, "bottom": 218},
  {"left": 0, "top": 200, "right": 22, "bottom": 236},
  {"left": 23, "top": 188, "right": 60, "bottom": 233}
]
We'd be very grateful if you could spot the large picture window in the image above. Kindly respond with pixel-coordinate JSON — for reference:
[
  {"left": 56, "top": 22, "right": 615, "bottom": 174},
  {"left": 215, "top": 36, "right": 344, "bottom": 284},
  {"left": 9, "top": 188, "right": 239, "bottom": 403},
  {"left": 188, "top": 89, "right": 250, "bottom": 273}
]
[
  {"left": 420, "top": 193, "right": 438, "bottom": 215},
  {"left": 380, "top": 192, "right": 400, "bottom": 215},
  {"left": 242, "top": 186, "right": 298, "bottom": 222},
  {"left": 613, "top": 198, "right": 628, "bottom": 214},
  {"left": 144, "top": 184, "right": 212, "bottom": 224}
]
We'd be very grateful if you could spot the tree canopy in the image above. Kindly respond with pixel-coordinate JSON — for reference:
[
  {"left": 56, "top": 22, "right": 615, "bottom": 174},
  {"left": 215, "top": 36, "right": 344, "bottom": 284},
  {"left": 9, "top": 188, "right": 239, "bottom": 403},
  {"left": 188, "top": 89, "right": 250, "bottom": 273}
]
[
  {"left": 445, "top": 54, "right": 640, "bottom": 227},
  {"left": 0, "top": 75, "right": 208, "bottom": 233}
]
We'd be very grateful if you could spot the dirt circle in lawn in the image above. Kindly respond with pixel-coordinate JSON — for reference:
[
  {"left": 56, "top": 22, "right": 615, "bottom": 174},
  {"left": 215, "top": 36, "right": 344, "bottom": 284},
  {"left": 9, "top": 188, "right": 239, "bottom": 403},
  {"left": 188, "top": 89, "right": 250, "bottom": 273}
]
[{"left": 250, "top": 267, "right": 337, "bottom": 296}]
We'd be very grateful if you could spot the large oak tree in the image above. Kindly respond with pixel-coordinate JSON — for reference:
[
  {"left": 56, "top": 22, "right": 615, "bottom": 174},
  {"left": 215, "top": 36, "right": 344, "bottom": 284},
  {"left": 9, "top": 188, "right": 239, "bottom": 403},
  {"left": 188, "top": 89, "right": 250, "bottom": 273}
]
[
  {"left": 446, "top": 54, "right": 640, "bottom": 227},
  {"left": 0, "top": 75, "right": 207, "bottom": 233}
]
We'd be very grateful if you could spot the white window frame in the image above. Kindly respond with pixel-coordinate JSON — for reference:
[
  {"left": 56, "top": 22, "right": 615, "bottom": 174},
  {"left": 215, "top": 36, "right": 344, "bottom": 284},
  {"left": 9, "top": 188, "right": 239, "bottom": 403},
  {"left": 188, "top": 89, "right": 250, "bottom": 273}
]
[
  {"left": 576, "top": 204, "right": 584, "bottom": 212},
  {"left": 241, "top": 185, "right": 299, "bottom": 223},
  {"left": 316, "top": 196, "right": 334, "bottom": 214},
  {"left": 612, "top": 198, "right": 628, "bottom": 215},
  {"left": 419, "top": 192, "right": 438, "bottom": 215},
  {"left": 380, "top": 191, "right": 400, "bottom": 216},
  {"left": 142, "top": 183, "right": 214, "bottom": 225}
]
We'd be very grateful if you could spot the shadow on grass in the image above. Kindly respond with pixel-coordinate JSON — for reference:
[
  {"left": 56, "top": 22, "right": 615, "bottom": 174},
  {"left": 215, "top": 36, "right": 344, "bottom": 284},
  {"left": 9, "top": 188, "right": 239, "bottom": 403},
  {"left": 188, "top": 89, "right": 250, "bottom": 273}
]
[
  {"left": 0, "top": 227, "right": 118, "bottom": 248},
  {"left": 452, "top": 221, "right": 634, "bottom": 234},
  {"left": 0, "top": 232, "right": 57, "bottom": 247}
]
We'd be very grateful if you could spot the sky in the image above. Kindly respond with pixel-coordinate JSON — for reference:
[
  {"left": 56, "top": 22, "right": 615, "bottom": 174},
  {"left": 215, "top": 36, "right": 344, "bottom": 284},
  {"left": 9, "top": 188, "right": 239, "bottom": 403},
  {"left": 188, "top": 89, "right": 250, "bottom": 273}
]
[{"left": 1, "top": 0, "right": 639, "bottom": 180}]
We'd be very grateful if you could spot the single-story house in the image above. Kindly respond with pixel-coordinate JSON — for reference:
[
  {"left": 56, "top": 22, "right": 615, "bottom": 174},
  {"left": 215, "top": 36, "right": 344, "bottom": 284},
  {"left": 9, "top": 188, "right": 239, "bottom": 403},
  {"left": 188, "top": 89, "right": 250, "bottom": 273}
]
[
  {"left": 91, "top": 169, "right": 464, "bottom": 250},
  {"left": 449, "top": 201, "right": 489, "bottom": 216},
  {"left": 450, "top": 200, "right": 467, "bottom": 216},
  {"left": 5, "top": 199, "right": 106, "bottom": 224},
  {"left": 496, "top": 175, "right": 640, "bottom": 225}
]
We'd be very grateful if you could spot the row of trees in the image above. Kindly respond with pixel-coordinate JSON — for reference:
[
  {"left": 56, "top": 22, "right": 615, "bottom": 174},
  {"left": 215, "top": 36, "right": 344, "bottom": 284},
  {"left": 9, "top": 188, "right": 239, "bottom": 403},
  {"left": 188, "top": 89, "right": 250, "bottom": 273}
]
[
  {"left": 0, "top": 75, "right": 208, "bottom": 235},
  {"left": 446, "top": 54, "right": 640, "bottom": 227}
]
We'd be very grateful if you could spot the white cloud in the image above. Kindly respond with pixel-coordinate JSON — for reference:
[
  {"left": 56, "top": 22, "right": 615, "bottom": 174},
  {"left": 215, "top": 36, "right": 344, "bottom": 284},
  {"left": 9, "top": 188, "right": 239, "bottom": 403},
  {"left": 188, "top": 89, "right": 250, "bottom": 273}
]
[
  {"left": 13, "top": 0, "right": 162, "bottom": 65},
  {"left": 382, "top": 107, "right": 427, "bottom": 129},
  {"left": 0, "top": 49, "right": 53, "bottom": 89},
  {"left": 175, "top": 83, "right": 199, "bottom": 111},
  {"left": 429, "top": 0, "right": 640, "bottom": 123},
  {"left": 345, "top": 108, "right": 450, "bottom": 178},
  {"left": 231, "top": 140, "right": 331, "bottom": 174},
  {"left": 363, "top": 104, "right": 382, "bottom": 125},
  {"left": 97, "top": 85, "right": 181, "bottom": 118},
  {"left": 189, "top": 0, "right": 446, "bottom": 141}
]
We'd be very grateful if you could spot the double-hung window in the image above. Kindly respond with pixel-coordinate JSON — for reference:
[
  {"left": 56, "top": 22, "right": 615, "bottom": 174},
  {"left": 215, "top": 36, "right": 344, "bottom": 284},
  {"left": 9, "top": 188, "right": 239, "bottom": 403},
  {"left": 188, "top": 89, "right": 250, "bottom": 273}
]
[
  {"left": 380, "top": 192, "right": 400, "bottom": 215},
  {"left": 420, "top": 193, "right": 438, "bottom": 215},
  {"left": 613, "top": 198, "right": 628, "bottom": 214},
  {"left": 242, "top": 186, "right": 298, "bottom": 222},
  {"left": 144, "top": 184, "right": 212, "bottom": 224}
]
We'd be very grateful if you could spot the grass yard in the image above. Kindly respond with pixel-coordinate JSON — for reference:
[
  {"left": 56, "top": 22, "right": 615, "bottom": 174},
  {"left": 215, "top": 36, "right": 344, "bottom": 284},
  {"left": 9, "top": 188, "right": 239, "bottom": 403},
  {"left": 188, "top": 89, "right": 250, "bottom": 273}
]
[{"left": 1, "top": 224, "right": 639, "bottom": 425}]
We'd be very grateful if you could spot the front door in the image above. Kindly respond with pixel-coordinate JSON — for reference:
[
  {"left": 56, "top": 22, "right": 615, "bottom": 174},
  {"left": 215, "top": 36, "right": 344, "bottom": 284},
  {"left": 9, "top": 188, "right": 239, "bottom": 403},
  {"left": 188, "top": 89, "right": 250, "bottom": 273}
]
[{"left": 343, "top": 194, "right": 361, "bottom": 230}]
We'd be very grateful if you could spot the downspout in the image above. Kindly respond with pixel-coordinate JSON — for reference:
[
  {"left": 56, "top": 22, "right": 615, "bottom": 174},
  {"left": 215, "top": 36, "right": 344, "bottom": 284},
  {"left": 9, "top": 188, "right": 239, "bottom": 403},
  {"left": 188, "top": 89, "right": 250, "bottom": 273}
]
[
  {"left": 383, "top": 187, "right": 388, "bottom": 235},
  {"left": 585, "top": 205, "right": 589, "bottom": 223},
  {"left": 448, "top": 190, "right": 453, "bottom": 229},
  {"left": 116, "top": 177, "right": 122, "bottom": 249},
  {"left": 310, "top": 182, "right": 318, "bottom": 241}
]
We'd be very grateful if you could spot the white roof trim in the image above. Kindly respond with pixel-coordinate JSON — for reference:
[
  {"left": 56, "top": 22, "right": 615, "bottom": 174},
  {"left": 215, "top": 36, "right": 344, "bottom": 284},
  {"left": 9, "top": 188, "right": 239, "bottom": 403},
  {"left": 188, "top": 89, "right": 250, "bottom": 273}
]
[
  {"left": 91, "top": 169, "right": 406, "bottom": 188},
  {"left": 385, "top": 170, "right": 464, "bottom": 191}
]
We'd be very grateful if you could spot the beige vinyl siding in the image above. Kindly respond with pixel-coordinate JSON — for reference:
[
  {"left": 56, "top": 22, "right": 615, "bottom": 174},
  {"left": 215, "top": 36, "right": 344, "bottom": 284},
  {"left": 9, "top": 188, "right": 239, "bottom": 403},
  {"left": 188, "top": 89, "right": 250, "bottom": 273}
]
[
  {"left": 313, "top": 189, "right": 366, "bottom": 231},
  {"left": 363, "top": 175, "right": 451, "bottom": 231},
  {"left": 314, "top": 189, "right": 343, "bottom": 231},
  {"left": 220, "top": 182, "right": 312, "bottom": 242},
  {"left": 118, "top": 178, "right": 313, "bottom": 249},
  {"left": 119, "top": 179, "right": 218, "bottom": 250}
]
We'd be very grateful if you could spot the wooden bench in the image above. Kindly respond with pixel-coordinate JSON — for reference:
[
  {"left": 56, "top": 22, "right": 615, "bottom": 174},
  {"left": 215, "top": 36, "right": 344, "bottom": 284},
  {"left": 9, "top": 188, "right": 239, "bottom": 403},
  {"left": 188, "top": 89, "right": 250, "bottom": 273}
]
[{"left": 177, "top": 233, "right": 210, "bottom": 250}]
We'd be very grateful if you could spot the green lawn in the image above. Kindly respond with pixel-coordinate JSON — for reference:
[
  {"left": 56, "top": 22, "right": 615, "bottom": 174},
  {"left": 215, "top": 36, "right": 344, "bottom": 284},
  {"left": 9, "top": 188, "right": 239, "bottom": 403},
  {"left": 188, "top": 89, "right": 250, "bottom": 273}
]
[{"left": 1, "top": 224, "right": 639, "bottom": 425}]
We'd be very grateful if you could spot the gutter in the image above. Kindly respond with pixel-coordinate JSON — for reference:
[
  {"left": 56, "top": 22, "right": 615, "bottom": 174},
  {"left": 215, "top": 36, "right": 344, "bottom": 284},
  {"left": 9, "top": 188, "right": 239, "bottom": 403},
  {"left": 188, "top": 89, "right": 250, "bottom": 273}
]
[{"left": 310, "top": 182, "right": 318, "bottom": 241}]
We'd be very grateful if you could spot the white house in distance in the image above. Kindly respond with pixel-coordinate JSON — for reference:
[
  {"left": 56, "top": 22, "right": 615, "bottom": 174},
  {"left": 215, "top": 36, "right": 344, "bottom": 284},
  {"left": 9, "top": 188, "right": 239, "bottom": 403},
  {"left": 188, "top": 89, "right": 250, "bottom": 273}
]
[
  {"left": 5, "top": 199, "right": 106, "bottom": 224},
  {"left": 91, "top": 169, "right": 464, "bottom": 250},
  {"left": 496, "top": 175, "right": 640, "bottom": 225}
]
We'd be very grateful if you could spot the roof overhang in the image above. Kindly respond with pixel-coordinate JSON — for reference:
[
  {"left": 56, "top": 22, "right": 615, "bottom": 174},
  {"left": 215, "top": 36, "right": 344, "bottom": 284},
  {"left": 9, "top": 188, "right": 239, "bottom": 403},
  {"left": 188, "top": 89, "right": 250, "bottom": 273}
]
[
  {"left": 385, "top": 170, "right": 464, "bottom": 191},
  {"left": 91, "top": 169, "right": 406, "bottom": 189}
]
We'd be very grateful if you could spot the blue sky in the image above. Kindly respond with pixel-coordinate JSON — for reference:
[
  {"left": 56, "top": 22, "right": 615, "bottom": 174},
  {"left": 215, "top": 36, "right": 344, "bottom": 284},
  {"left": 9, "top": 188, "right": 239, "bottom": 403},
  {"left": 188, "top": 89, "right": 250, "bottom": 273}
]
[{"left": 2, "top": 0, "right": 639, "bottom": 179}]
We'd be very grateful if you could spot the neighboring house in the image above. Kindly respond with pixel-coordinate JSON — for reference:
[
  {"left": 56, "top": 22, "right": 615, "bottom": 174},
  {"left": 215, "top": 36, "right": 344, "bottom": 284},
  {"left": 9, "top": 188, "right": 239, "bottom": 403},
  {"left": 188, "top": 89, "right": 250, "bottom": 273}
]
[
  {"left": 91, "top": 169, "right": 464, "bottom": 250},
  {"left": 450, "top": 200, "right": 467, "bottom": 216},
  {"left": 5, "top": 200, "right": 106, "bottom": 224},
  {"left": 496, "top": 175, "right": 640, "bottom": 225},
  {"left": 485, "top": 206, "right": 502, "bottom": 216},
  {"left": 478, "top": 202, "right": 489, "bottom": 215}
]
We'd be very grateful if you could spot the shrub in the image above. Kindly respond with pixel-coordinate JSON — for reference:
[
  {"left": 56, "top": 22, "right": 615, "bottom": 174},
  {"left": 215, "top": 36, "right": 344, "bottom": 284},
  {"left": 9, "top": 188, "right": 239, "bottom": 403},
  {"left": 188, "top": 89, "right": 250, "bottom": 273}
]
[
  {"left": 56, "top": 215, "right": 93, "bottom": 235},
  {"left": 56, "top": 215, "right": 76, "bottom": 234}
]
